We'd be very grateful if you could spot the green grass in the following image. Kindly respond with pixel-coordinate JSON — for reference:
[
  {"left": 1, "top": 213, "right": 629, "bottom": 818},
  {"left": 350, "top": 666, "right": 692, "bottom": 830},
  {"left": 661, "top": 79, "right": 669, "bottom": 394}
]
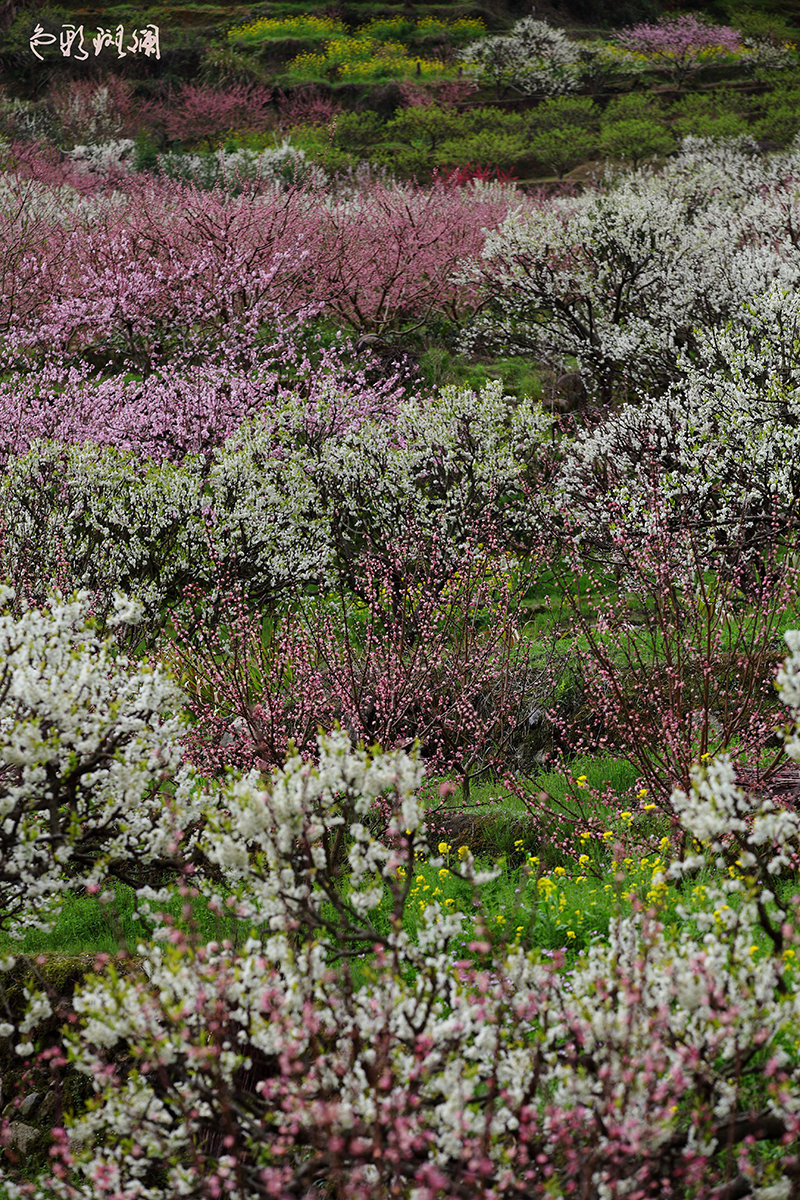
[
  {"left": 416, "top": 347, "right": 544, "bottom": 399},
  {"left": 0, "top": 750, "right": 647, "bottom": 963},
  {"left": 14, "top": 811, "right": 786, "bottom": 976},
  {"left": 0, "top": 884, "right": 243, "bottom": 957}
]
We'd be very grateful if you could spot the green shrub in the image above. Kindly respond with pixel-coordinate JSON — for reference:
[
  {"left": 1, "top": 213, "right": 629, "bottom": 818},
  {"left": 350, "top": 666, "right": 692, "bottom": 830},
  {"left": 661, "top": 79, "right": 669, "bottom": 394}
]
[
  {"left": 599, "top": 117, "right": 675, "bottom": 164},
  {"left": 727, "top": 7, "right": 799, "bottom": 43},
  {"left": 672, "top": 111, "right": 750, "bottom": 139},
  {"left": 602, "top": 91, "right": 667, "bottom": 122},
  {"left": 133, "top": 127, "right": 159, "bottom": 173},
  {"left": 313, "top": 144, "right": 362, "bottom": 174},
  {"left": 465, "top": 107, "right": 529, "bottom": 135},
  {"left": 527, "top": 95, "right": 598, "bottom": 132},
  {"left": 380, "top": 107, "right": 536, "bottom": 178},
  {"left": 331, "top": 110, "right": 385, "bottom": 150},
  {"left": 440, "top": 130, "right": 530, "bottom": 172},
  {"left": 761, "top": 79, "right": 800, "bottom": 102},
  {"left": 415, "top": 17, "right": 487, "bottom": 43},
  {"left": 200, "top": 45, "right": 269, "bottom": 88},
  {"left": 753, "top": 104, "right": 800, "bottom": 144},
  {"left": 385, "top": 105, "right": 467, "bottom": 151},
  {"left": 528, "top": 125, "right": 597, "bottom": 177},
  {"left": 370, "top": 141, "right": 437, "bottom": 179},
  {"left": 669, "top": 90, "right": 750, "bottom": 119}
]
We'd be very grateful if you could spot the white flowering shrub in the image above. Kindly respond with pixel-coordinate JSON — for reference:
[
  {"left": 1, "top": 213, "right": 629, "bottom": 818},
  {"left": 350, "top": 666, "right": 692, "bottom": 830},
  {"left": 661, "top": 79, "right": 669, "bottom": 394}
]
[
  {"left": 0, "top": 441, "right": 207, "bottom": 624},
  {"left": 0, "top": 96, "right": 59, "bottom": 144},
  {"left": 301, "top": 379, "right": 552, "bottom": 561},
  {"left": 740, "top": 36, "right": 795, "bottom": 71},
  {"left": 0, "top": 382, "right": 549, "bottom": 619},
  {"left": 156, "top": 142, "right": 322, "bottom": 191},
  {"left": 65, "top": 139, "right": 135, "bottom": 178},
  {"left": 460, "top": 17, "right": 583, "bottom": 96},
  {"left": 554, "top": 282, "right": 800, "bottom": 567},
  {"left": 465, "top": 138, "right": 800, "bottom": 402},
  {"left": 0, "top": 589, "right": 195, "bottom": 936}
]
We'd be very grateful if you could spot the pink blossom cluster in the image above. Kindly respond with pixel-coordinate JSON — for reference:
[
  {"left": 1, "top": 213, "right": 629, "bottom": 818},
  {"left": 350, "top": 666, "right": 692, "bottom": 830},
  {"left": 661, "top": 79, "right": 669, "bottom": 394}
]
[
  {"left": 0, "top": 331, "right": 405, "bottom": 466},
  {"left": 0, "top": 159, "right": 511, "bottom": 372},
  {"left": 616, "top": 14, "right": 743, "bottom": 82}
]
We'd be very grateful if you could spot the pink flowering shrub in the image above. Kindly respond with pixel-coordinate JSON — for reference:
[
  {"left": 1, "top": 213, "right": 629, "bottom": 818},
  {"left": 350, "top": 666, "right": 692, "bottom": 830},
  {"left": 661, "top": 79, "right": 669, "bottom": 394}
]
[
  {"left": 0, "top": 164, "right": 512, "bottom": 369},
  {"left": 537, "top": 506, "right": 797, "bottom": 840},
  {"left": 0, "top": 319, "right": 404, "bottom": 465},
  {"left": 157, "top": 82, "right": 273, "bottom": 148},
  {"left": 170, "top": 526, "right": 534, "bottom": 800},
  {"left": 274, "top": 84, "right": 342, "bottom": 131},
  {"left": 615, "top": 15, "right": 744, "bottom": 84},
  {"left": 293, "top": 177, "right": 511, "bottom": 336}
]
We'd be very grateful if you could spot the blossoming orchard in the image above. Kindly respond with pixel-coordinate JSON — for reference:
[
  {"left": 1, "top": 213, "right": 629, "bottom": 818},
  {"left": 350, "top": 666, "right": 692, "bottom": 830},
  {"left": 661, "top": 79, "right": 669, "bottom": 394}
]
[{"left": 3, "top": 1, "right": 800, "bottom": 1196}]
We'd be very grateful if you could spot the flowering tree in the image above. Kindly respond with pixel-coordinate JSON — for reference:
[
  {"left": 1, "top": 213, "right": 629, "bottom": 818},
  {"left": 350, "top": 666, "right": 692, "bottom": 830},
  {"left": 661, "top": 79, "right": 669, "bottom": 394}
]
[
  {"left": 158, "top": 83, "right": 273, "bottom": 148},
  {"left": 615, "top": 14, "right": 744, "bottom": 85},
  {"left": 170, "top": 524, "right": 536, "bottom": 802},
  {"left": 0, "top": 590, "right": 194, "bottom": 937},
  {"left": 303, "top": 178, "right": 511, "bottom": 336},
  {"left": 0, "top": 169, "right": 512, "bottom": 368},
  {"left": 460, "top": 17, "right": 583, "bottom": 97},
  {"left": 553, "top": 282, "right": 800, "bottom": 567},
  {"left": 464, "top": 139, "right": 800, "bottom": 402}
]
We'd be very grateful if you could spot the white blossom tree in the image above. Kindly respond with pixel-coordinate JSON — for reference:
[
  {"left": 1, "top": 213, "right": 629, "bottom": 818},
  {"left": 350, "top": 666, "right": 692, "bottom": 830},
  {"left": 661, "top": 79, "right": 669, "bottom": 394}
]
[
  {"left": 0, "top": 588, "right": 196, "bottom": 935},
  {"left": 463, "top": 138, "right": 800, "bottom": 403}
]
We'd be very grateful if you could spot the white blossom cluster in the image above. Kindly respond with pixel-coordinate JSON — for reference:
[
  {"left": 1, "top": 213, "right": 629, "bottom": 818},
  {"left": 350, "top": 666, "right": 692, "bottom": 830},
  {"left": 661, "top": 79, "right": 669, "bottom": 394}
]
[
  {"left": 0, "top": 162, "right": 108, "bottom": 226},
  {"left": 0, "top": 589, "right": 196, "bottom": 935},
  {"left": 0, "top": 440, "right": 208, "bottom": 623},
  {"left": 156, "top": 141, "right": 323, "bottom": 191},
  {"left": 2, "top": 382, "right": 550, "bottom": 619},
  {"left": 0, "top": 96, "right": 58, "bottom": 144},
  {"left": 66, "top": 139, "right": 135, "bottom": 178},
  {"left": 199, "top": 728, "right": 426, "bottom": 926},
  {"left": 553, "top": 281, "right": 800, "bottom": 566},
  {"left": 460, "top": 17, "right": 584, "bottom": 96},
  {"left": 739, "top": 36, "right": 795, "bottom": 71},
  {"left": 52, "top": 84, "right": 126, "bottom": 145},
  {"left": 464, "top": 137, "right": 800, "bottom": 401}
]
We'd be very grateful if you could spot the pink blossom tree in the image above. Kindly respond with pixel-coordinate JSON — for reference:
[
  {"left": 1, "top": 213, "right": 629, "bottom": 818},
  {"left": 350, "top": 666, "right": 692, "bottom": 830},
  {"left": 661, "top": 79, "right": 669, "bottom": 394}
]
[
  {"left": 159, "top": 82, "right": 273, "bottom": 148},
  {"left": 615, "top": 14, "right": 743, "bottom": 85}
]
